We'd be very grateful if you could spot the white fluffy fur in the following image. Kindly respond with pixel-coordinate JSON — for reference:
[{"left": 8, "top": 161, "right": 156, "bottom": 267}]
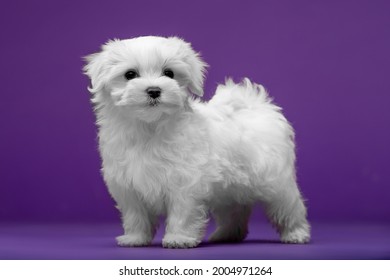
[{"left": 84, "top": 36, "right": 310, "bottom": 248}]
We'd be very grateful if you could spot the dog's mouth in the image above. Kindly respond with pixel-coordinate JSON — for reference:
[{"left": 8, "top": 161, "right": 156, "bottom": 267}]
[{"left": 148, "top": 98, "right": 161, "bottom": 107}]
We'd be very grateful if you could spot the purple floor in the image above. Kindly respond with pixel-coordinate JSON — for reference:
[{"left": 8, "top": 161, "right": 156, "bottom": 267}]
[{"left": 1, "top": 222, "right": 389, "bottom": 260}]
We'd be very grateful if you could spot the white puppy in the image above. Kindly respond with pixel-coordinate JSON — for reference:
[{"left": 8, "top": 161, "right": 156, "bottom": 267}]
[{"left": 84, "top": 36, "right": 310, "bottom": 248}]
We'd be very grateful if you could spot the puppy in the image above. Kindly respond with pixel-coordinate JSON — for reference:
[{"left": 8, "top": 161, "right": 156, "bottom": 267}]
[{"left": 84, "top": 36, "right": 310, "bottom": 248}]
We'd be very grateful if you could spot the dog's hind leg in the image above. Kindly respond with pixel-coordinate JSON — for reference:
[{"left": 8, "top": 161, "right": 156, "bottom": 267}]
[
  {"left": 208, "top": 203, "right": 252, "bottom": 243},
  {"left": 260, "top": 177, "right": 310, "bottom": 244}
]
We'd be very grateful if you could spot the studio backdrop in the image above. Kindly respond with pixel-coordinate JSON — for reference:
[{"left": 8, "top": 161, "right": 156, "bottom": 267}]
[{"left": 0, "top": 0, "right": 389, "bottom": 224}]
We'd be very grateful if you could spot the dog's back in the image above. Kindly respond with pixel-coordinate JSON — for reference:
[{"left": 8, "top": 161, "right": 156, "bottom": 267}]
[{"left": 202, "top": 78, "right": 296, "bottom": 183}]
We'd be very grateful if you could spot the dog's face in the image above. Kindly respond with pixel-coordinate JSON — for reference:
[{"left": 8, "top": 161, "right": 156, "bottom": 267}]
[{"left": 84, "top": 36, "right": 207, "bottom": 122}]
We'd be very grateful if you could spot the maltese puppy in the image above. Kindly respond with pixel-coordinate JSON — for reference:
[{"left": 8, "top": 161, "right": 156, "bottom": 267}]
[{"left": 84, "top": 36, "right": 310, "bottom": 248}]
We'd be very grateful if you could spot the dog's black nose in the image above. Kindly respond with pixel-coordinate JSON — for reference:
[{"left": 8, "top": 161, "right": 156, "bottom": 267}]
[{"left": 146, "top": 87, "right": 161, "bottom": 99}]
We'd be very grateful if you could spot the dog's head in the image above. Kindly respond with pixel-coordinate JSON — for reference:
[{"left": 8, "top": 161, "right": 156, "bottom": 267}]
[{"left": 84, "top": 36, "right": 207, "bottom": 122}]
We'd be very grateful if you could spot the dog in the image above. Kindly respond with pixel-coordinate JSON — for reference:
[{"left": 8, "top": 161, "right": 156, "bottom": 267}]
[{"left": 83, "top": 36, "right": 310, "bottom": 248}]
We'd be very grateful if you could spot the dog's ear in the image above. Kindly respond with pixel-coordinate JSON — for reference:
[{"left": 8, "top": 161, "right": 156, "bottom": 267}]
[
  {"left": 83, "top": 51, "right": 105, "bottom": 94},
  {"left": 186, "top": 50, "right": 208, "bottom": 97},
  {"left": 83, "top": 40, "right": 119, "bottom": 94},
  {"left": 171, "top": 37, "right": 208, "bottom": 97}
]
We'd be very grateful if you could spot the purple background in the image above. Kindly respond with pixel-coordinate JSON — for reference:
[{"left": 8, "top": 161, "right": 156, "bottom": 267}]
[{"left": 0, "top": 0, "right": 389, "bottom": 259}]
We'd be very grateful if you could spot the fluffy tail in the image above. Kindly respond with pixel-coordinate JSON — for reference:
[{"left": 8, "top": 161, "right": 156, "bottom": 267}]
[{"left": 207, "top": 78, "right": 274, "bottom": 111}]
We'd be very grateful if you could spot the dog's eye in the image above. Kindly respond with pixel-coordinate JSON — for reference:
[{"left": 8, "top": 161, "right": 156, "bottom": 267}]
[
  {"left": 124, "top": 70, "right": 139, "bottom": 80},
  {"left": 163, "top": 69, "right": 174, "bottom": 79}
]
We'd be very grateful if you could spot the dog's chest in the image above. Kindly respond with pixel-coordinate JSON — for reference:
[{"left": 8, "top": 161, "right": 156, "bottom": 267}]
[{"left": 100, "top": 134, "right": 190, "bottom": 196}]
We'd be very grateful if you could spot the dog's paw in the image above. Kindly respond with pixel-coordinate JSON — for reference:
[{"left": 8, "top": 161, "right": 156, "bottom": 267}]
[
  {"left": 209, "top": 227, "right": 248, "bottom": 243},
  {"left": 162, "top": 234, "right": 200, "bottom": 249},
  {"left": 116, "top": 234, "right": 151, "bottom": 247},
  {"left": 280, "top": 225, "right": 310, "bottom": 244}
]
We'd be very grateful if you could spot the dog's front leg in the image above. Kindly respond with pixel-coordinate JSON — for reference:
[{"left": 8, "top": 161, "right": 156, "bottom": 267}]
[
  {"left": 163, "top": 191, "right": 208, "bottom": 249},
  {"left": 108, "top": 182, "right": 158, "bottom": 247}
]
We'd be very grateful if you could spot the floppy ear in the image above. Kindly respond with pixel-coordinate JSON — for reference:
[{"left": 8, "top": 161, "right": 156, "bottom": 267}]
[
  {"left": 186, "top": 51, "right": 208, "bottom": 97},
  {"left": 83, "top": 50, "right": 107, "bottom": 95},
  {"left": 171, "top": 37, "right": 208, "bottom": 97},
  {"left": 83, "top": 39, "right": 119, "bottom": 95}
]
